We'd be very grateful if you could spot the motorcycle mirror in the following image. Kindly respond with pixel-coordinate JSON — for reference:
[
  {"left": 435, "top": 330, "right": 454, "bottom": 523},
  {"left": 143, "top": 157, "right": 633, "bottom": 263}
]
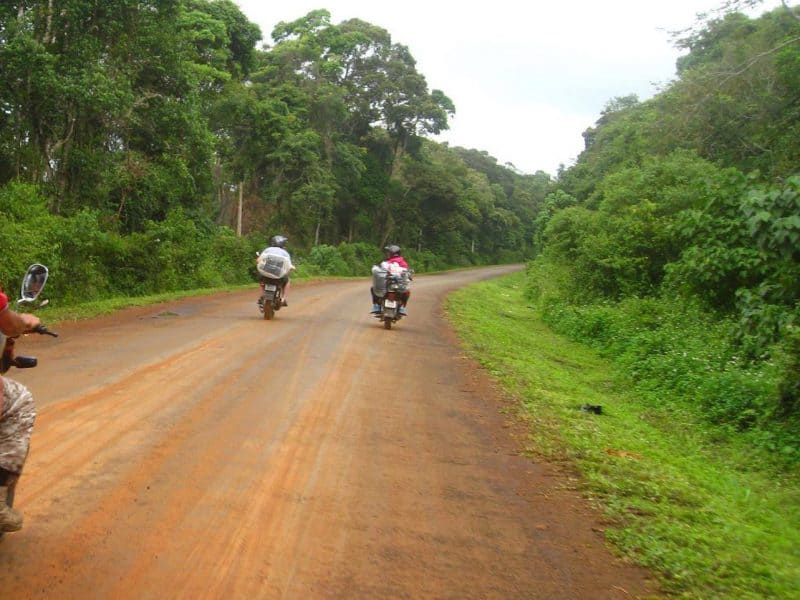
[{"left": 18, "top": 263, "right": 49, "bottom": 305}]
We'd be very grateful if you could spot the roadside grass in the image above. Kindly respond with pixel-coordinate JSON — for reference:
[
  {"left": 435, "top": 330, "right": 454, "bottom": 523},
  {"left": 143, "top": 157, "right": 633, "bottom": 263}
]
[{"left": 446, "top": 271, "right": 800, "bottom": 599}]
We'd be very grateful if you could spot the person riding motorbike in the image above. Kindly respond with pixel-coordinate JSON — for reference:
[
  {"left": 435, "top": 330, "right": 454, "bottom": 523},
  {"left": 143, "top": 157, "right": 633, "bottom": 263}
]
[
  {"left": 371, "top": 244, "right": 411, "bottom": 315},
  {"left": 0, "top": 286, "right": 41, "bottom": 532},
  {"left": 257, "top": 235, "right": 295, "bottom": 307}
]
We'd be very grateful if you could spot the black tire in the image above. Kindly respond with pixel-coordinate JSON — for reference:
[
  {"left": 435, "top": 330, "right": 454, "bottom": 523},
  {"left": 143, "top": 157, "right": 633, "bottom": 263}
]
[
  {"left": 264, "top": 302, "right": 274, "bottom": 320},
  {"left": 383, "top": 317, "right": 392, "bottom": 330}
]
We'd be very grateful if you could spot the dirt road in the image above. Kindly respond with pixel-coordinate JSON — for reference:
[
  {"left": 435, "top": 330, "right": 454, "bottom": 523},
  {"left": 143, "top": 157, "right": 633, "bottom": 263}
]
[{"left": 0, "top": 266, "right": 655, "bottom": 598}]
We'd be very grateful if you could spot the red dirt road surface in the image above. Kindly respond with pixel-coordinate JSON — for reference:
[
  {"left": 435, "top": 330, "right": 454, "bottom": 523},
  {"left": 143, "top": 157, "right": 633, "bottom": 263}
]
[{"left": 0, "top": 266, "right": 656, "bottom": 598}]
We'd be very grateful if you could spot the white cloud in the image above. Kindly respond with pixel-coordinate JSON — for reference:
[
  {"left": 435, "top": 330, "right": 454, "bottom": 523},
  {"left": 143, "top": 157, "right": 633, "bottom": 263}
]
[{"left": 233, "top": 0, "right": 784, "bottom": 175}]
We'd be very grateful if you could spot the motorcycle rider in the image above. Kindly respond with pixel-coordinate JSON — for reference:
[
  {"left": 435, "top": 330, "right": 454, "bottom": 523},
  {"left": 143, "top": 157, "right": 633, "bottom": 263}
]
[
  {"left": 256, "top": 235, "right": 295, "bottom": 307},
  {"left": 371, "top": 244, "right": 411, "bottom": 315},
  {"left": 0, "top": 286, "right": 41, "bottom": 532}
]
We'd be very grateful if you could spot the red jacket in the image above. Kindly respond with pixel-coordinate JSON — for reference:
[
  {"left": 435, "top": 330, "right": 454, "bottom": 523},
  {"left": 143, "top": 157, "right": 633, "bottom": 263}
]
[{"left": 385, "top": 255, "right": 408, "bottom": 269}]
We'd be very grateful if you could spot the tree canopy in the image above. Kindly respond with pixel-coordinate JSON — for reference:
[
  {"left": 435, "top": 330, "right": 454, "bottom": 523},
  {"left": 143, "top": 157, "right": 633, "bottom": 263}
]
[
  {"left": 0, "top": 3, "right": 539, "bottom": 265},
  {"left": 532, "top": 2, "right": 800, "bottom": 438}
]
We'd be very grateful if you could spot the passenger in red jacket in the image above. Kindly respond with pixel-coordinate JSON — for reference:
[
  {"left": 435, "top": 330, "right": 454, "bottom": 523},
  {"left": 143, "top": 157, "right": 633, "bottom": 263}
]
[
  {"left": 371, "top": 244, "right": 411, "bottom": 315},
  {"left": 384, "top": 246, "right": 408, "bottom": 270}
]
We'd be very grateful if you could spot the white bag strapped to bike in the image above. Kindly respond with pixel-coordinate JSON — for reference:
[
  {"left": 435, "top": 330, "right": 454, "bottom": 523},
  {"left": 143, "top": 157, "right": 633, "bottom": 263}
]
[
  {"left": 257, "top": 252, "right": 292, "bottom": 279},
  {"left": 371, "top": 265, "right": 410, "bottom": 298}
]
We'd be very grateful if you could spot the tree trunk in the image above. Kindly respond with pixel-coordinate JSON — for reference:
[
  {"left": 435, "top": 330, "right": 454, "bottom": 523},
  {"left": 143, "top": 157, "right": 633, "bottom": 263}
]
[
  {"left": 44, "top": 0, "right": 54, "bottom": 44},
  {"left": 14, "top": 105, "right": 22, "bottom": 178},
  {"left": 380, "top": 131, "right": 408, "bottom": 244},
  {"left": 237, "top": 181, "right": 243, "bottom": 236},
  {"left": 44, "top": 112, "right": 76, "bottom": 195}
]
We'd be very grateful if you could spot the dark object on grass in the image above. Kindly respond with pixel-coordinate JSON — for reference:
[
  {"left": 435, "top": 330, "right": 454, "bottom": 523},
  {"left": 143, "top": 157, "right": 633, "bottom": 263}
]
[{"left": 581, "top": 404, "right": 603, "bottom": 415}]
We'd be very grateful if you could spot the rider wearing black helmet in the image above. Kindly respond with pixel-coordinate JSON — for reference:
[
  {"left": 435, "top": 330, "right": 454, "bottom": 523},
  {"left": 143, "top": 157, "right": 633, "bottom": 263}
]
[{"left": 384, "top": 244, "right": 401, "bottom": 258}]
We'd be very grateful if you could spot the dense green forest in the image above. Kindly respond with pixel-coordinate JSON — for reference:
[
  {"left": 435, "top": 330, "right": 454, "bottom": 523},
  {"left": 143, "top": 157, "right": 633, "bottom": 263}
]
[
  {"left": 529, "top": 2, "right": 800, "bottom": 459},
  {"left": 0, "top": 0, "right": 547, "bottom": 305},
  {"left": 0, "top": 2, "right": 798, "bottom": 456}
]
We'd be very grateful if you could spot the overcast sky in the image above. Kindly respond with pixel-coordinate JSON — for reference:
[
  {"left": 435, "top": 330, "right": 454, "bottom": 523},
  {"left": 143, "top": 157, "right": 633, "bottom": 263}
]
[{"left": 233, "top": 1, "right": 782, "bottom": 175}]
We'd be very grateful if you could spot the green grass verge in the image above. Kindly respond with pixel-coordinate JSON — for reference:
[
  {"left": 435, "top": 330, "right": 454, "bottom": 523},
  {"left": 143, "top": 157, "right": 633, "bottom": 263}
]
[{"left": 446, "top": 271, "right": 800, "bottom": 599}]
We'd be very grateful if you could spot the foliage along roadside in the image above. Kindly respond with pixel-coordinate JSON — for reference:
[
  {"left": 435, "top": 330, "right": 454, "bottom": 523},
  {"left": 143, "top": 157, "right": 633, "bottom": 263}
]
[
  {"left": 532, "top": 4, "right": 800, "bottom": 447},
  {"left": 446, "top": 272, "right": 800, "bottom": 599},
  {"left": 0, "top": 180, "right": 466, "bottom": 308},
  {"left": 0, "top": 3, "right": 545, "bottom": 268},
  {"left": 2, "top": 1, "right": 799, "bottom": 443},
  {"left": 530, "top": 160, "right": 800, "bottom": 456}
]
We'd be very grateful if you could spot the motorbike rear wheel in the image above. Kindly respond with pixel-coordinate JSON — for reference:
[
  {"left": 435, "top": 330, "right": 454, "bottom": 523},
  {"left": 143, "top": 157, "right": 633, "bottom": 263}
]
[
  {"left": 383, "top": 317, "right": 392, "bottom": 330},
  {"left": 263, "top": 302, "right": 274, "bottom": 320}
]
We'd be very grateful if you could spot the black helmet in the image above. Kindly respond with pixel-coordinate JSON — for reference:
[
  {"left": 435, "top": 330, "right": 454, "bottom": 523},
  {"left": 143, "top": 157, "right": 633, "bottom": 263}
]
[
  {"left": 383, "top": 244, "right": 401, "bottom": 257},
  {"left": 270, "top": 235, "right": 288, "bottom": 248}
]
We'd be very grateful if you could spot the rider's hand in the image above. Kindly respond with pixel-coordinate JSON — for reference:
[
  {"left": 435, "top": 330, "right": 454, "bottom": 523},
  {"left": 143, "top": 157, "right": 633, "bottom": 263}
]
[
  {"left": 19, "top": 313, "right": 41, "bottom": 333},
  {"left": 0, "top": 309, "right": 41, "bottom": 337}
]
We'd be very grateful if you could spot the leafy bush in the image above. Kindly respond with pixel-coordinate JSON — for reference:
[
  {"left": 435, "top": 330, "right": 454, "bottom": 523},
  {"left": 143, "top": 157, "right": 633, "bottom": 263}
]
[
  {"left": 113, "top": 231, "right": 165, "bottom": 296},
  {"left": 404, "top": 248, "right": 447, "bottom": 273},
  {"left": 774, "top": 325, "right": 800, "bottom": 419},
  {"left": 0, "top": 180, "right": 50, "bottom": 221},
  {"left": 303, "top": 244, "right": 350, "bottom": 276},
  {"left": 664, "top": 171, "right": 759, "bottom": 310},
  {"left": 292, "top": 242, "right": 443, "bottom": 277},
  {"left": 0, "top": 199, "right": 257, "bottom": 304},
  {"left": 542, "top": 152, "right": 729, "bottom": 302},
  {"left": 0, "top": 182, "right": 59, "bottom": 289},
  {"left": 48, "top": 209, "right": 117, "bottom": 303},
  {"left": 335, "top": 242, "right": 381, "bottom": 275},
  {"left": 527, "top": 267, "right": 793, "bottom": 454},
  {"left": 666, "top": 173, "right": 800, "bottom": 369},
  {"left": 208, "top": 228, "right": 259, "bottom": 285}
]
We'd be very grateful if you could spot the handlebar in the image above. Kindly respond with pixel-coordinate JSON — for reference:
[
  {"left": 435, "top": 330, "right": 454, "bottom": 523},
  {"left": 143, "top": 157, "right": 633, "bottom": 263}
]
[
  {"left": 32, "top": 324, "right": 58, "bottom": 338},
  {"left": 0, "top": 324, "right": 57, "bottom": 373}
]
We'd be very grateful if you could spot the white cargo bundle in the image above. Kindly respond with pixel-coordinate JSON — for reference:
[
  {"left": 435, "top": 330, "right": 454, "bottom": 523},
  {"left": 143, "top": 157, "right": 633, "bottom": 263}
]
[{"left": 257, "top": 251, "right": 292, "bottom": 278}]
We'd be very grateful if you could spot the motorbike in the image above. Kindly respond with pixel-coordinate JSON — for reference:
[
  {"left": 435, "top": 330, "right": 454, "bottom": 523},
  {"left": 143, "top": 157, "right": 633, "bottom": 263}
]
[
  {"left": 257, "top": 278, "right": 286, "bottom": 321},
  {"left": 0, "top": 264, "right": 57, "bottom": 539},
  {"left": 372, "top": 267, "right": 412, "bottom": 330},
  {"left": 255, "top": 251, "right": 292, "bottom": 321}
]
